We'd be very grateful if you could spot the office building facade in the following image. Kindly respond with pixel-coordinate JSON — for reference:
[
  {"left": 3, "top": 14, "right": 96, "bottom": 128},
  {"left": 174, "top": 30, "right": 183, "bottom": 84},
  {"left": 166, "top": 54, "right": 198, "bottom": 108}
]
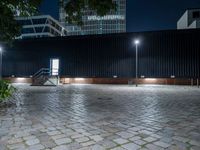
[
  {"left": 177, "top": 8, "right": 200, "bottom": 29},
  {"left": 16, "top": 15, "right": 68, "bottom": 39},
  {"left": 59, "top": 0, "right": 126, "bottom": 36}
]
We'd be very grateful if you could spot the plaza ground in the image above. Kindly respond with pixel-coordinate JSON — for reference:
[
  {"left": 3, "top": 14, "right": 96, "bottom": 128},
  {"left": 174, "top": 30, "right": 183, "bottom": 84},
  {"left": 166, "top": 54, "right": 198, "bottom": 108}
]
[{"left": 0, "top": 84, "right": 200, "bottom": 150}]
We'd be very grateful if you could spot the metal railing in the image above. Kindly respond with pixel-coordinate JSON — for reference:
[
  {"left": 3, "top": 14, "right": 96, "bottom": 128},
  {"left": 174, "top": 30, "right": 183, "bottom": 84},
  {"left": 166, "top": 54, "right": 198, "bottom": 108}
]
[
  {"left": 33, "top": 68, "right": 50, "bottom": 79},
  {"left": 32, "top": 68, "right": 58, "bottom": 86}
]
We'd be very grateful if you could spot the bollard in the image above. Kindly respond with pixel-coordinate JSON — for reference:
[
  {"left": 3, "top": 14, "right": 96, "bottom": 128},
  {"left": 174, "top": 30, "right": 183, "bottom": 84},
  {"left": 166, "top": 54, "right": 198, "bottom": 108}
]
[{"left": 197, "top": 78, "right": 199, "bottom": 88}]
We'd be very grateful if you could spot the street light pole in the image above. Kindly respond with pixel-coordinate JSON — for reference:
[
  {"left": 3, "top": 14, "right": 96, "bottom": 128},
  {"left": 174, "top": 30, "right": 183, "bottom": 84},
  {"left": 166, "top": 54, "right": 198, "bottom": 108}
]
[
  {"left": 134, "top": 40, "right": 140, "bottom": 87},
  {"left": 136, "top": 43, "right": 138, "bottom": 87},
  {"left": 0, "top": 47, "right": 2, "bottom": 80}
]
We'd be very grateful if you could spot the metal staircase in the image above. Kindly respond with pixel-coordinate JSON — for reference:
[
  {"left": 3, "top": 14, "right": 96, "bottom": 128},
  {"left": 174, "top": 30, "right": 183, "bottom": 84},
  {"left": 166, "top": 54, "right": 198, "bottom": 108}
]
[{"left": 31, "top": 68, "right": 59, "bottom": 86}]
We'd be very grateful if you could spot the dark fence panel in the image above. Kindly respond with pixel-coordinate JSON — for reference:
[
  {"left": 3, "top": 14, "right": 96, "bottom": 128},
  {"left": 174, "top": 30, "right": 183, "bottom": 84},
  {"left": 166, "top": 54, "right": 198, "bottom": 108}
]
[{"left": 2, "top": 29, "right": 200, "bottom": 78}]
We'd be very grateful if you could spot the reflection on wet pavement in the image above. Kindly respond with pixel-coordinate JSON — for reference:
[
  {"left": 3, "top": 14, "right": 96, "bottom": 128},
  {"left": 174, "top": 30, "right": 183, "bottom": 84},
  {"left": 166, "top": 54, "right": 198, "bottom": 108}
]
[{"left": 0, "top": 84, "right": 200, "bottom": 150}]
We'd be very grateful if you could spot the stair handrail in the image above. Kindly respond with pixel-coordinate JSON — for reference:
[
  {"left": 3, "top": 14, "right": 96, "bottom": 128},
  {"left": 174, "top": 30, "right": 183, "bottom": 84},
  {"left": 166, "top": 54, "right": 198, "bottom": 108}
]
[
  {"left": 34, "top": 70, "right": 50, "bottom": 79},
  {"left": 33, "top": 68, "right": 49, "bottom": 77},
  {"left": 32, "top": 68, "right": 58, "bottom": 86},
  {"left": 33, "top": 68, "right": 50, "bottom": 79}
]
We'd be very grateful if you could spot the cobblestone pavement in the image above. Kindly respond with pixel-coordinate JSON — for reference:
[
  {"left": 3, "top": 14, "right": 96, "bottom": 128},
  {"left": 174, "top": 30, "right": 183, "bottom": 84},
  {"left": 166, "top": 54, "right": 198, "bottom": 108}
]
[{"left": 0, "top": 84, "right": 200, "bottom": 150}]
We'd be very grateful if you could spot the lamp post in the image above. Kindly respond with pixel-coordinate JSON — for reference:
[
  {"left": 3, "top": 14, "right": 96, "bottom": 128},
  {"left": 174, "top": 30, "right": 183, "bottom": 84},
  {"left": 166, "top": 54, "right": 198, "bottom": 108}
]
[
  {"left": 134, "top": 40, "right": 140, "bottom": 87},
  {"left": 0, "top": 47, "right": 2, "bottom": 79}
]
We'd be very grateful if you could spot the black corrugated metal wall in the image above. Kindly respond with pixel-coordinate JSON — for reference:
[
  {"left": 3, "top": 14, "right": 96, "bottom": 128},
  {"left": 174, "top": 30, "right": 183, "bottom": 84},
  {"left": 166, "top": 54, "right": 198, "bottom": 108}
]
[{"left": 2, "top": 29, "right": 200, "bottom": 78}]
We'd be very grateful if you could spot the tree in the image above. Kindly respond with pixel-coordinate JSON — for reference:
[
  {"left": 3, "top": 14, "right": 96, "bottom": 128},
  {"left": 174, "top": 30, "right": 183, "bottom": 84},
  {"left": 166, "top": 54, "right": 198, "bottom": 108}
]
[
  {"left": 61, "top": 0, "right": 117, "bottom": 25},
  {"left": 0, "top": 0, "right": 42, "bottom": 42},
  {"left": 0, "top": 0, "right": 116, "bottom": 42}
]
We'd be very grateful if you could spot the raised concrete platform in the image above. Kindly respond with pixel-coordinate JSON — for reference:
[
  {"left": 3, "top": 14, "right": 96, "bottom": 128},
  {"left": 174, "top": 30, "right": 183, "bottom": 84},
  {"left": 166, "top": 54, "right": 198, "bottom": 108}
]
[{"left": 3, "top": 77, "right": 199, "bottom": 86}]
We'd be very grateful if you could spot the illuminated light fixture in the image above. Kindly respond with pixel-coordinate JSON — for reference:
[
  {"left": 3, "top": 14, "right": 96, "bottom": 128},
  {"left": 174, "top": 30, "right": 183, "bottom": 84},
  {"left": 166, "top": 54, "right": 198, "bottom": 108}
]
[
  {"left": 75, "top": 78, "right": 85, "bottom": 81},
  {"left": 171, "top": 75, "right": 175, "bottom": 78},
  {"left": 134, "top": 40, "right": 140, "bottom": 45},
  {"left": 145, "top": 78, "right": 157, "bottom": 81},
  {"left": 141, "top": 75, "right": 145, "bottom": 78},
  {"left": 11, "top": 75, "right": 15, "bottom": 77},
  {"left": 113, "top": 75, "right": 118, "bottom": 78}
]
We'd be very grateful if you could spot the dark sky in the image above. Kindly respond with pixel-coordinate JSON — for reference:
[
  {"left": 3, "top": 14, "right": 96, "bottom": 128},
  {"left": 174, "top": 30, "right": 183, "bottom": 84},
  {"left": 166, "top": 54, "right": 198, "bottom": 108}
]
[{"left": 40, "top": 0, "right": 199, "bottom": 32}]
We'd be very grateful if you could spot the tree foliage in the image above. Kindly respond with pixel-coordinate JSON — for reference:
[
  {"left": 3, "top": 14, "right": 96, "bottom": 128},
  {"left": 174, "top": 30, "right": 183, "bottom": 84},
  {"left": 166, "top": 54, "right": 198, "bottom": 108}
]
[
  {"left": 0, "top": 80, "right": 16, "bottom": 102},
  {"left": 0, "top": 0, "right": 116, "bottom": 42},
  {"left": 0, "top": 0, "right": 42, "bottom": 42},
  {"left": 63, "top": 0, "right": 117, "bottom": 25}
]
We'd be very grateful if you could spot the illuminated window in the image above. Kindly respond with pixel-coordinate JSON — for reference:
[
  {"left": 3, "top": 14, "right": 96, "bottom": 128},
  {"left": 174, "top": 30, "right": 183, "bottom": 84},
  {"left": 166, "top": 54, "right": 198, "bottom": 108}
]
[{"left": 50, "top": 59, "right": 59, "bottom": 76}]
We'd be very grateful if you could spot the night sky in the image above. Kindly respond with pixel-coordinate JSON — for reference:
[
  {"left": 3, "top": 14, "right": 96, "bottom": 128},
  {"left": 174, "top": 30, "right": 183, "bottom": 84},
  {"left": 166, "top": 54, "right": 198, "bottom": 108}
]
[{"left": 40, "top": 0, "right": 199, "bottom": 32}]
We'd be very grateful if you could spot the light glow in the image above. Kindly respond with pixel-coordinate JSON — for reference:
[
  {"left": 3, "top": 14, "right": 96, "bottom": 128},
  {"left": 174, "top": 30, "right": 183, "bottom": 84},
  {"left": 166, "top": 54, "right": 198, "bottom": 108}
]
[
  {"left": 0, "top": 47, "right": 2, "bottom": 52},
  {"left": 144, "top": 78, "right": 157, "bottom": 81},
  {"left": 171, "top": 75, "right": 175, "bottom": 78},
  {"left": 134, "top": 40, "right": 140, "bottom": 45},
  {"left": 75, "top": 78, "right": 85, "bottom": 81},
  {"left": 16, "top": 78, "right": 27, "bottom": 82},
  {"left": 113, "top": 75, "right": 118, "bottom": 78},
  {"left": 51, "top": 59, "right": 59, "bottom": 75}
]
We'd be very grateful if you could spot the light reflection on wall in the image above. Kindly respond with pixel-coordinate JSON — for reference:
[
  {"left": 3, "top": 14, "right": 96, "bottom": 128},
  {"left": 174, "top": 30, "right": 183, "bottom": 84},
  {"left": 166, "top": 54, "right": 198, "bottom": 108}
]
[
  {"left": 16, "top": 78, "right": 27, "bottom": 82},
  {"left": 144, "top": 78, "right": 157, "bottom": 81},
  {"left": 75, "top": 78, "right": 85, "bottom": 81}
]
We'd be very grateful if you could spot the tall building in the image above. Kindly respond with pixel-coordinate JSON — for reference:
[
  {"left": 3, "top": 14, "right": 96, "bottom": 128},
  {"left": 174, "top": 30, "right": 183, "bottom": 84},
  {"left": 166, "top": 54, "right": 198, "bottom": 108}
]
[
  {"left": 177, "top": 8, "right": 200, "bottom": 29},
  {"left": 59, "top": 0, "right": 126, "bottom": 36},
  {"left": 16, "top": 15, "right": 68, "bottom": 39}
]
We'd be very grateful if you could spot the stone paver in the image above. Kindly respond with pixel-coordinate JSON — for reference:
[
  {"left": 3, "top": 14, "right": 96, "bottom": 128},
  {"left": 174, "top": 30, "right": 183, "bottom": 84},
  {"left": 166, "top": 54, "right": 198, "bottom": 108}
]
[
  {"left": 54, "top": 137, "right": 72, "bottom": 145},
  {"left": 0, "top": 84, "right": 200, "bottom": 150},
  {"left": 122, "top": 143, "right": 141, "bottom": 150},
  {"left": 25, "top": 138, "right": 40, "bottom": 146},
  {"left": 113, "top": 138, "right": 129, "bottom": 145}
]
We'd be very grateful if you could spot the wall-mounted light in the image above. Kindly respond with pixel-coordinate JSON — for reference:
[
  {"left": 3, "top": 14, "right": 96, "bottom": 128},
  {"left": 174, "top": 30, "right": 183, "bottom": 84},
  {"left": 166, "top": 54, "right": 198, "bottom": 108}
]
[
  {"left": 171, "top": 75, "right": 175, "bottom": 79},
  {"left": 113, "top": 75, "right": 118, "bottom": 78}
]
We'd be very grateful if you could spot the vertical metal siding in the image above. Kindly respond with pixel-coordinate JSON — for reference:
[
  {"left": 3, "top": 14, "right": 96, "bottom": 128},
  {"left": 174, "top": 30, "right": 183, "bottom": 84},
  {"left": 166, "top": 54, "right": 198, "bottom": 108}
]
[{"left": 2, "top": 29, "right": 200, "bottom": 78}]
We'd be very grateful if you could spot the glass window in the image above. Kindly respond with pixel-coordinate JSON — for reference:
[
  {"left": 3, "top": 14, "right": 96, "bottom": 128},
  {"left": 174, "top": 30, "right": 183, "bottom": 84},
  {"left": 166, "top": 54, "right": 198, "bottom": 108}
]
[{"left": 193, "top": 11, "right": 200, "bottom": 18}]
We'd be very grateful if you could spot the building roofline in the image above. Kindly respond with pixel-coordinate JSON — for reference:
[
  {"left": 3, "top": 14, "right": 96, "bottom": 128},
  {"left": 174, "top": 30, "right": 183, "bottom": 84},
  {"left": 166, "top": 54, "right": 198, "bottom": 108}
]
[
  {"left": 186, "top": 8, "right": 200, "bottom": 10},
  {"left": 15, "top": 28, "right": 200, "bottom": 42},
  {"left": 15, "top": 15, "right": 67, "bottom": 32},
  {"left": 179, "top": 8, "right": 200, "bottom": 16}
]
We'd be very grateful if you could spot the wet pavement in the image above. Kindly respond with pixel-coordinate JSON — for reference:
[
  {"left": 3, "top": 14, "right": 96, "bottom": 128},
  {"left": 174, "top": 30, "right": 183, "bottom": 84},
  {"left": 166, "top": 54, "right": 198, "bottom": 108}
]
[{"left": 0, "top": 84, "right": 200, "bottom": 150}]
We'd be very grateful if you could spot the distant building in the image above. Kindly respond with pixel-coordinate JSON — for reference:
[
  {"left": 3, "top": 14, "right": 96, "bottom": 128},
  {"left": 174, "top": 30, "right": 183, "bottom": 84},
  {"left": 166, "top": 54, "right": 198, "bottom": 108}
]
[
  {"left": 177, "top": 8, "right": 200, "bottom": 29},
  {"left": 16, "top": 15, "right": 68, "bottom": 39},
  {"left": 59, "top": 0, "right": 126, "bottom": 36}
]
